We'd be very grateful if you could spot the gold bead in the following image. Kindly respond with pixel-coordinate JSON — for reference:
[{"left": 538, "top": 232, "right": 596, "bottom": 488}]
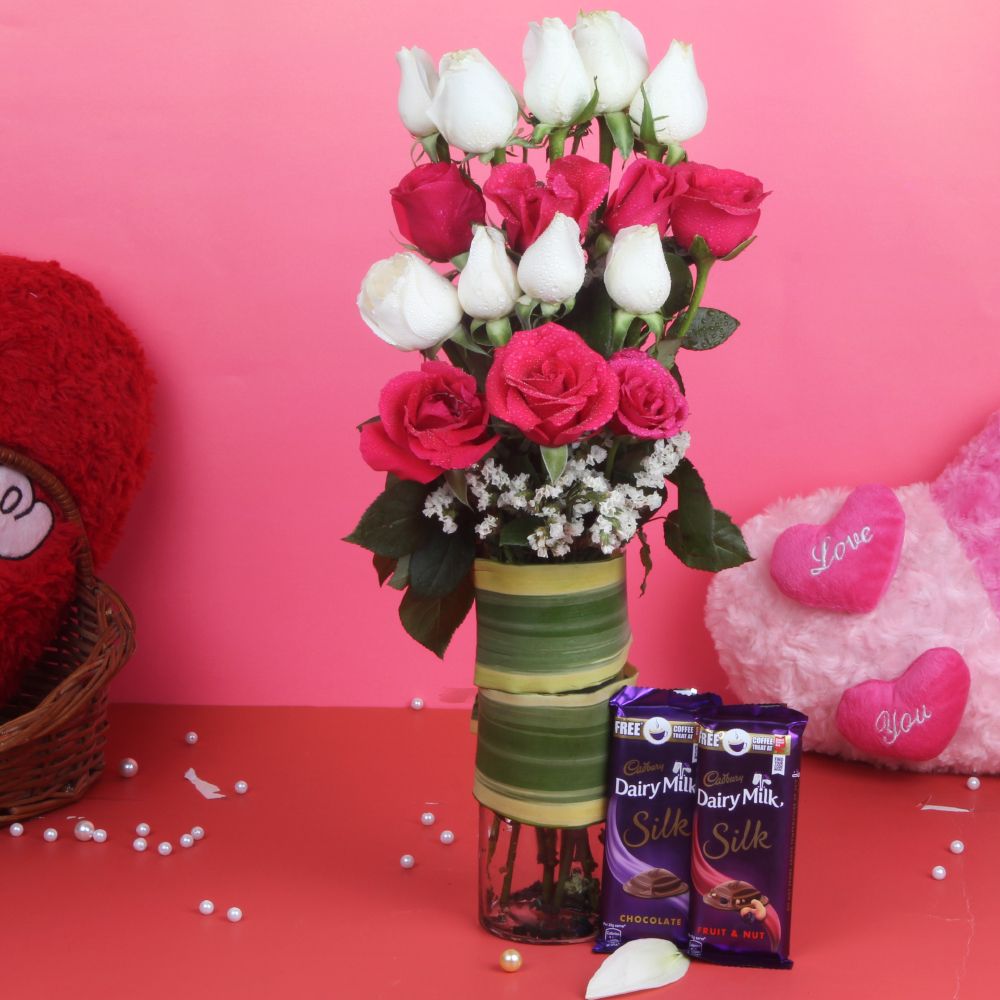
[{"left": 499, "top": 948, "right": 522, "bottom": 973}]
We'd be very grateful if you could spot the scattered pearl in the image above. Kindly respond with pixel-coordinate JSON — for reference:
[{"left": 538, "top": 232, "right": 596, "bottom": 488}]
[
  {"left": 157, "top": 841, "right": 173, "bottom": 856},
  {"left": 136, "top": 823, "right": 151, "bottom": 836},
  {"left": 43, "top": 828, "right": 59, "bottom": 843},
  {"left": 932, "top": 865, "right": 947, "bottom": 880},
  {"left": 400, "top": 853, "right": 415, "bottom": 869},
  {"left": 967, "top": 776, "right": 981, "bottom": 791},
  {"left": 950, "top": 840, "right": 966, "bottom": 855},
  {"left": 191, "top": 826, "right": 205, "bottom": 841},
  {"left": 226, "top": 906, "right": 243, "bottom": 923},
  {"left": 133, "top": 837, "right": 148, "bottom": 852},
  {"left": 410, "top": 697, "right": 425, "bottom": 711},
  {"left": 118, "top": 757, "right": 139, "bottom": 778},
  {"left": 234, "top": 780, "right": 249, "bottom": 795},
  {"left": 180, "top": 833, "right": 195, "bottom": 848},
  {"left": 440, "top": 830, "right": 455, "bottom": 845},
  {"left": 499, "top": 948, "right": 523, "bottom": 973},
  {"left": 185, "top": 731, "right": 199, "bottom": 745},
  {"left": 92, "top": 829, "right": 108, "bottom": 844},
  {"left": 199, "top": 900, "right": 215, "bottom": 916},
  {"left": 9, "top": 823, "right": 24, "bottom": 837},
  {"left": 420, "top": 812, "right": 435, "bottom": 826},
  {"left": 74, "top": 820, "right": 95, "bottom": 842}
]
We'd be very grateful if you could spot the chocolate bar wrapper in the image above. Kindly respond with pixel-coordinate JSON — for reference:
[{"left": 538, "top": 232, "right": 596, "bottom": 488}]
[
  {"left": 687, "top": 704, "right": 808, "bottom": 969},
  {"left": 594, "top": 687, "right": 722, "bottom": 953}
]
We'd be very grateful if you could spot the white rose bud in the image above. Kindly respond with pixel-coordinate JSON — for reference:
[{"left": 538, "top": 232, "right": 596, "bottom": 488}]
[
  {"left": 358, "top": 253, "right": 462, "bottom": 351},
  {"left": 523, "top": 18, "right": 594, "bottom": 126},
  {"left": 458, "top": 227, "right": 520, "bottom": 320},
  {"left": 603, "top": 225, "right": 672, "bottom": 315},
  {"left": 427, "top": 49, "right": 519, "bottom": 154},
  {"left": 629, "top": 39, "right": 707, "bottom": 145},
  {"left": 517, "top": 213, "right": 586, "bottom": 304},
  {"left": 396, "top": 47, "right": 439, "bottom": 137},
  {"left": 573, "top": 11, "right": 648, "bottom": 114}
]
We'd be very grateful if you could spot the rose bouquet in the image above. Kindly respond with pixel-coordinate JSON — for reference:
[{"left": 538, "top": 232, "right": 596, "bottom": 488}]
[{"left": 346, "top": 10, "right": 767, "bottom": 941}]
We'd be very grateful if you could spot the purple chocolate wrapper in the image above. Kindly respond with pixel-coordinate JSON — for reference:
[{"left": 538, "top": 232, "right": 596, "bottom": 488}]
[
  {"left": 688, "top": 704, "right": 808, "bottom": 969},
  {"left": 594, "top": 687, "right": 722, "bottom": 954}
]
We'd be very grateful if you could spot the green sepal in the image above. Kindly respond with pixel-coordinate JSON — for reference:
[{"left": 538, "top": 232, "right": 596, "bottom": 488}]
[
  {"left": 531, "top": 122, "right": 556, "bottom": 144},
  {"left": 592, "top": 231, "right": 614, "bottom": 259},
  {"left": 540, "top": 444, "right": 568, "bottom": 482},
  {"left": 373, "top": 553, "right": 396, "bottom": 587},
  {"left": 662, "top": 254, "right": 694, "bottom": 317},
  {"left": 640, "top": 313, "right": 665, "bottom": 339},
  {"left": 636, "top": 84, "right": 658, "bottom": 146},
  {"left": 721, "top": 236, "right": 757, "bottom": 262},
  {"left": 485, "top": 317, "right": 512, "bottom": 347},
  {"left": 603, "top": 110, "right": 634, "bottom": 159},
  {"left": 344, "top": 478, "right": 430, "bottom": 558},
  {"left": 449, "top": 326, "right": 489, "bottom": 356},
  {"left": 408, "top": 521, "right": 476, "bottom": 600},
  {"left": 515, "top": 296, "right": 536, "bottom": 330},
  {"left": 666, "top": 143, "right": 687, "bottom": 166},
  {"left": 664, "top": 459, "right": 753, "bottom": 572},
  {"left": 419, "top": 132, "right": 450, "bottom": 163},
  {"left": 679, "top": 308, "right": 740, "bottom": 352},
  {"left": 569, "top": 84, "right": 601, "bottom": 127},
  {"left": 356, "top": 414, "right": 379, "bottom": 432},
  {"left": 387, "top": 554, "right": 411, "bottom": 591},
  {"left": 500, "top": 516, "right": 544, "bottom": 548},
  {"left": 687, "top": 235, "right": 715, "bottom": 265},
  {"left": 540, "top": 300, "right": 562, "bottom": 319},
  {"left": 445, "top": 469, "right": 470, "bottom": 508},
  {"left": 450, "top": 252, "right": 470, "bottom": 271},
  {"left": 610, "top": 310, "right": 635, "bottom": 353},
  {"left": 398, "top": 575, "right": 476, "bottom": 658}
]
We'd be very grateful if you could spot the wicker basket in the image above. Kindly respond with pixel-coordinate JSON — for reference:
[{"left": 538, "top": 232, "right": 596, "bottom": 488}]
[{"left": 0, "top": 445, "right": 136, "bottom": 825}]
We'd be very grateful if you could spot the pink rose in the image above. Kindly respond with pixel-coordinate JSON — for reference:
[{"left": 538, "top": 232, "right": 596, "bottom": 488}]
[
  {"left": 483, "top": 155, "right": 610, "bottom": 252},
  {"left": 609, "top": 349, "right": 689, "bottom": 439},
  {"left": 391, "top": 163, "right": 486, "bottom": 262},
  {"left": 485, "top": 323, "right": 619, "bottom": 447},
  {"left": 669, "top": 163, "right": 769, "bottom": 258},
  {"left": 360, "top": 361, "right": 498, "bottom": 483},
  {"left": 604, "top": 160, "right": 687, "bottom": 238}
]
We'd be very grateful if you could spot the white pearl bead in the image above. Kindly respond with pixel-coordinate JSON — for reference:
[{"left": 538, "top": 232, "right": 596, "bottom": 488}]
[
  {"left": 157, "top": 841, "right": 173, "bottom": 856},
  {"left": 118, "top": 757, "right": 139, "bottom": 778},
  {"left": 185, "top": 731, "right": 199, "bottom": 745},
  {"left": 950, "top": 840, "right": 965, "bottom": 855},
  {"left": 967, "top": 776, "right": 981, "bottom": 791},
  {"left": 74, "top": 820, "right": 95, "bottom": 842},
  {"left": 400, "top": 853, "right": 415, "bottom": 869},
  {"left": 234, "top": 780, "right": 248, "bottom": 795},
  {"left": 180, "top": 833, "right": 195, "bottom": 848},
  {"left": 9, "top": 823, "right": 24, "bottom": 837},
  {"left": 92, "top": 829, "right": 108, "bottom": 844},
  {"left": 420, "top": 812, "right": 435, "bottom": 826},
  {"left": 191, "top": 826, "right": 205, "bottom": 840},
  {"left": 440, "top": 830, "right": 455, "bottom": 845},
  {"left": 410, "top": 697, "right": 425, "bottom": 711},
  {"left": 932, "top": 865, "right": 947, "bottom": 880},
  {"left": 133, "top": 837, "right": 148, "bottom": 852},
  {"left": 136, "top": 822, "right": 151, "bottom": 836},
  {"left": 226, "top": 906, "right": 243, "bottom": 923},
  {"left": 199, "top": 900, "right": 215, "bottom": 916},
  {"left": 43, "top": 828, "right": 58, "bottom": 843}
]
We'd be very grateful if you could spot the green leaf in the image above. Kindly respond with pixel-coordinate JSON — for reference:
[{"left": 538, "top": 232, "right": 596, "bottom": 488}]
[
  {"left": 663, "top": 459, "right": 752, "bottom": 572},
  {"left": 373, "top": 553, "right": 396, "bottom": 586},
  {"left": 540, "top": 445, "right": 568, "bottom": 482},
  {"left": 500, "top": 516, "right": 543, "bottom": 548},
  {"left": 387, "top": 554, "right": 411, "bottom": 590},
  {"left": 560, "top": 280, "right": 614, "bottom": 356},
  {"left": 662, "top": 254, "right": 693, "bottom": 317},
  {"left": 721, "top": 235, "right": 757, "bottom": 262},
  {"left": 649, "top": 337, "right": 681, "bottom": 370},
  {"left": 637, "top": 525, "right": 654, "bottom": 596},
  {"left": 344, "top": 479, "right": 431, "bottom": 557},
  {"left": 603, "top": 110, "right": 634, "bottom": 159},
  {"left": 399, "top": 576, "right": 476, "bottom": 658},
  {"left": 408, "top": 521, "right": 476, "bottom": 599},
  {"left": 680, "top": 308, "right": 740, "bottom": 352},
  {"left": 445, "top": 469, "right": 469, "bottom": 508}
]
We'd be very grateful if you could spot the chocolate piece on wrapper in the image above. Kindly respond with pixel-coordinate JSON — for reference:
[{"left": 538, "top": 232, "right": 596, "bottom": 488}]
[
  {"left": 688, "top": 704, "right": 807, "bottom": 969},
  {"left": 594, "top": 687, "right": 722, "bottom": 954}
]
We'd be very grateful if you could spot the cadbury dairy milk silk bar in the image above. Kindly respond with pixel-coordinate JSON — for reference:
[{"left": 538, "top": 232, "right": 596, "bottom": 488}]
[
  {"left": 594, "top": 687, "right": 722, "bottom": 953},
  {"left": 687, "top": 704, "right": 808, "bottom": 969}
]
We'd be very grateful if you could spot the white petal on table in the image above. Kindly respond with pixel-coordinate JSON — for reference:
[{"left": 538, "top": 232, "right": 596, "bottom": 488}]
[
  {"left": 586, "top": 938, "right": 690, "bottom": 999},
  {"left": 184, "top": 767, "right": 227, "bottom": 800}
]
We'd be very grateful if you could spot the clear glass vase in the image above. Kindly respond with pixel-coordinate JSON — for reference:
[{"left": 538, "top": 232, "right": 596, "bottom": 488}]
[{"left": 478, "top": 806, "right": 604, "bottom": 944}]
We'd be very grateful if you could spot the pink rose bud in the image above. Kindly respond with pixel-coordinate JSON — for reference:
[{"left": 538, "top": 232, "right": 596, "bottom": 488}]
[{"left": 609, "top": 349, "right": 689, "bottom": 439}]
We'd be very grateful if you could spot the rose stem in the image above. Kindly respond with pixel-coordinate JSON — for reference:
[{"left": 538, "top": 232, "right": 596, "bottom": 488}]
[
  {"left": 672, "top": 257, "right": 716, "bottom": 341},
  {"left": 553, "top": 828, "right": 577, "bottom": 908},
  {"left": 598, "top": 116, "right": 615, "bottom": 169},
  {"left": 578, "top": 829, "right": 600, "bottom": 910},
  {"left": 499, "top": 820, "right": 521, "bottom": 908},
  {"left": 486, "top": 812, "right": 502, "bottom": 868},
  {"left": 548, "top": 128, "right": 568, "bottom": 160},
  {"left": 537, "top": 827, "right": 557, "bottom": 906}
]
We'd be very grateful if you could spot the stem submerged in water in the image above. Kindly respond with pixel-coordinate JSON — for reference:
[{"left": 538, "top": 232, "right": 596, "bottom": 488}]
[{"left": 499, "top": 819, "right": 521, "bottom": 907}]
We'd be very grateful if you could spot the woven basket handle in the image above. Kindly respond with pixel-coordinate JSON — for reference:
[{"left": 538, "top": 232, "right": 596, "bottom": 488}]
[{"left": 0, "top": 444, "right": 96, "bottom": 590}]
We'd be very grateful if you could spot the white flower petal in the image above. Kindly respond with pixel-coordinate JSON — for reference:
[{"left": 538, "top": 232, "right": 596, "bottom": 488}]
[
  {"left": 574, "top": 11, "right": 648, "bottom": 113},
  {"left": 396, "top": 47, "right": 439, "bottom": 137},
  {"left": 523, "top": 18, "right": 594, "bottom": 125},
  {"left": 516, "top": 213, "right": 585, "bottom": 303},
  {"left": 604, "top": 224, "right": 671, "bottom": 314},
  {"left": 585, "top": 939, "right": 691, "bottom": 1000},
  {"left": 629, "top": 40, "right": 707, "bottom": 144}
]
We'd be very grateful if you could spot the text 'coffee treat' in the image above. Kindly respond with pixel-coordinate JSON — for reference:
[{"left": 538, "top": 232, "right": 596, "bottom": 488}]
[
  {"left": 688, "top": 704, "right": 808, "bottom": 969},
  {"left": 594, "top": 687, "right": 722, "bottom": 953}
]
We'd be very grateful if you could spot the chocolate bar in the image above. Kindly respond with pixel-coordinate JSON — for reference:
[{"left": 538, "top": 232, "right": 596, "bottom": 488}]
[
  {"left": 687, "top": 704, "right": 807, "bottom": 969},
  {"left": 594, "top": 687, "right": 721, "bottom": 954}
]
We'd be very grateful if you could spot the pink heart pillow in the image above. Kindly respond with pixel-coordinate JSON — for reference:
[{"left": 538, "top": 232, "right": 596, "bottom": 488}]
[{"left": 770, "top": 484, "right": 905, "bottom": 613}]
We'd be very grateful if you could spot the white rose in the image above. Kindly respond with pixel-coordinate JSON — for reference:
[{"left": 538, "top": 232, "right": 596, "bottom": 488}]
[
  {"left": 629, "top": 40, "right": 707, "bottom": 145},
  {"left": 396, "top": 47, "right": 439, "bottom": 137},
  {"left": 517, "top": 213, "right": 586, "bottom": 304},
  {"left": 523, "top": 18, "right": 594, "bottom": 126},
  {"left": 573, "top": 11, "right": 648, "bottom": 114},
  {"left": 603, "top": 225, "right": 671, "bottom": 314},
  {"left": 427, "top": 49, "right": 519, "bottom": 154},
  {"left": 458, "top": 227, "right": 520, "bottom": 320},
  {"left": 357, "top": 253, "right": 462, "bottom": 351}
]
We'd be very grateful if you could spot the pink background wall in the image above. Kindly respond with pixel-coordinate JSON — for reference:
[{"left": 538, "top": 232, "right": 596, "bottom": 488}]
[{"left": 2, "top": 1, "right": 998, "bottom": 707}]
